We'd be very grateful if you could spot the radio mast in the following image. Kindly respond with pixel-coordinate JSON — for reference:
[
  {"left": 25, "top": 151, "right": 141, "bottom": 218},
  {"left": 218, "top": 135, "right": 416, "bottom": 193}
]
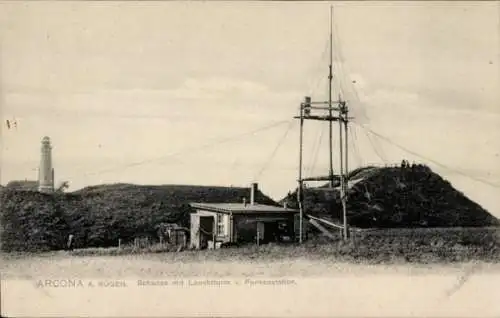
[{"left": 295, "top": 5, "right": 351, "bottom": 242}]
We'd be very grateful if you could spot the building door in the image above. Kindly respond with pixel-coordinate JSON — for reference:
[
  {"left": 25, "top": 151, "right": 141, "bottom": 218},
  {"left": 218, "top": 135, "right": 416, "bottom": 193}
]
[
  {"left": 263, "top": 221, "right": 280, "bottom": 243},
  {"left": 199, "top": 216, "right": 214, "bottom": 250},
  {"left": 257, "top": 222, "right": 265, "bottom": 243}
]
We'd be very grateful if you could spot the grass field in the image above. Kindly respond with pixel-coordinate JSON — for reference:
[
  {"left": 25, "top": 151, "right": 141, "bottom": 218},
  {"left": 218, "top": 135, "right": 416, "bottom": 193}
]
[{"left": 2, "top": 227, "right": 499, "bottom": 279}]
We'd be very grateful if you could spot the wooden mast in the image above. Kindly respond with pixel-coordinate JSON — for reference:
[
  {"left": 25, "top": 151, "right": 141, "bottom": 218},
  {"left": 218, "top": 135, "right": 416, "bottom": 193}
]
[
  {"left": 343, "top": 101, "right": 349, "bottom": 239},
  {"left": 328, "top": 5, "right": 334, "bottom": 188},
  {"left": 298, "top": 98, "right": 305, "bottom": 244},
  {"left": 295, "top": 4, "right": 351, "bottom": 242}
]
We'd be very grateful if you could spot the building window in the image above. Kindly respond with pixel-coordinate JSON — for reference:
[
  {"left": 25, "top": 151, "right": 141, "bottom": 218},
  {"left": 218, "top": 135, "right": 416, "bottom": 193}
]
[{"left": 217, "top": 214, "right": 225, "bottom": 236}]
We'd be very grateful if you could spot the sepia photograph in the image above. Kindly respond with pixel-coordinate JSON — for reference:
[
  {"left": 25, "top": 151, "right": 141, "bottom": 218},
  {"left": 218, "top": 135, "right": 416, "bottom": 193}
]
[{"left": 1, "top": 1, "right": 499, "bottom": 317}]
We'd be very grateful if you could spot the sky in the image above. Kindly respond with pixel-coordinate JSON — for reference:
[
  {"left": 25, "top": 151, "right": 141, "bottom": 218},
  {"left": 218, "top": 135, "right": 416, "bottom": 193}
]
[{"left": 1, "top": 1, "right": 499, "bottom": 216}]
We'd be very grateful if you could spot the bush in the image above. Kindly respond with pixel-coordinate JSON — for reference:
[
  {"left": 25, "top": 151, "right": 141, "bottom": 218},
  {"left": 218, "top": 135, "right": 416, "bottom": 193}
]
[
  {"left": 0, "top": 191, "right": 69, "bottom": 252},
  {"left": 0, "top": 184, "right": 277, "bottom": 252}
]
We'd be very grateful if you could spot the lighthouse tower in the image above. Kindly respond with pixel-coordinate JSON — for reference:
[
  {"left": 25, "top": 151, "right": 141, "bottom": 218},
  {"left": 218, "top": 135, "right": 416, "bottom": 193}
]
[{"left": 38, "top": 136, "right": 54, "bottom": 193}]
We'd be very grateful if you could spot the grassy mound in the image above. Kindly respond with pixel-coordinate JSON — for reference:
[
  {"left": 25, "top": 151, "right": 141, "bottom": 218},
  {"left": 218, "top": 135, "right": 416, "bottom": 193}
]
[
  {"left": 283, "top": 163, "right": 499, "bottom": 228},
  {"left": 0, "top": 184, "right": 277, "bottom": 252}
]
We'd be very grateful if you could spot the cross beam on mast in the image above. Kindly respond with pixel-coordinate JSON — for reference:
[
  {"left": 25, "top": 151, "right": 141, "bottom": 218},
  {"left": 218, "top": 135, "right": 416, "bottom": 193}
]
[{"left": 295, "top": 5, "right": 351, "bottom": 242}]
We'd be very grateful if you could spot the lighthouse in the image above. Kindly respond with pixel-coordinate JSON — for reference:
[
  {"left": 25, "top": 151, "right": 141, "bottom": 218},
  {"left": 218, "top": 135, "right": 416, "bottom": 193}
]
[{"left": 38, "top": 136, "right": 54, "bottom": 193}]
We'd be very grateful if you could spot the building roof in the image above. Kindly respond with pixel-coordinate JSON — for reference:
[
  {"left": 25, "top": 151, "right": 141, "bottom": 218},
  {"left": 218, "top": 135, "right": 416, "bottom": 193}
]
[
  {"left": 189, "top": 202, "right": 298, "bottom": 214},
  {"left": 5, "top": 180, "right": 38, "bottom": 191}
]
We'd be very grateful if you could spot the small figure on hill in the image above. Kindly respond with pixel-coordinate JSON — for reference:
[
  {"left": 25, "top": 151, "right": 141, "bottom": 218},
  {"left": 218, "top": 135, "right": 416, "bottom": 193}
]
[
  {"left": 410, "top": 161, "right": 417, "bottom": 176},
  {"left": 401, "top": 159, "right": 411, "bottom": 169}
]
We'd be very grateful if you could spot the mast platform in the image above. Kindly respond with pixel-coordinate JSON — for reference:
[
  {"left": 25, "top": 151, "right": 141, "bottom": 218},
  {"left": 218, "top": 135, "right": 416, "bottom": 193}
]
[
  {"left": 300, "top": 175, "right": 340, "bottom": 182},
  {"left": 293, "top": 115, "right": 353, "bottom": 122}
]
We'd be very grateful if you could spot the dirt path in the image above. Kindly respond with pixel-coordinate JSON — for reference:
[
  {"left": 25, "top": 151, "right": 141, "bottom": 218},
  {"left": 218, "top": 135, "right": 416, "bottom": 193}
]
[
  {"left": 2, "top": 254, "right": 500, "bottom": 317},
  {"left": 2, "top": 255, "right": 500, "bottom": 317},
  {"left": 2, "top": 253, "right": 500, "bottom": 279}
]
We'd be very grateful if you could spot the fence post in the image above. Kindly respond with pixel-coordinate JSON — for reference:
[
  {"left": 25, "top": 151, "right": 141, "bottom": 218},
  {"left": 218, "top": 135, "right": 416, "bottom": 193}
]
[
  {"left": 118, "top": 238, "right": 121, "bottom": 249},
  {"left": 67, "top": 234, "right": 74, "bottom": 251}
]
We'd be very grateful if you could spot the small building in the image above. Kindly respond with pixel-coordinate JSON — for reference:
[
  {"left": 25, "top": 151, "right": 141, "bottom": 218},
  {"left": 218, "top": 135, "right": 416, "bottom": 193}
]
[
  {"left": 156, "top": 222, "right": 189, "bottom": 246},
  {"left": 5, "top": 180, "right": 39, "bottom": 191},
  {"left": 189, "top": 183, "right": 304, "bottom": 249}
]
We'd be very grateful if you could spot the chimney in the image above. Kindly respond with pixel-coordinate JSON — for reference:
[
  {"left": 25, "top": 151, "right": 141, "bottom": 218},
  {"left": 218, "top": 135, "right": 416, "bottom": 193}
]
[
  {"left": 243, "top": 197, "right": 247, "bottom": 206},
  {"left": 250, "top": 182, "right": 258, "bottom": 205}
]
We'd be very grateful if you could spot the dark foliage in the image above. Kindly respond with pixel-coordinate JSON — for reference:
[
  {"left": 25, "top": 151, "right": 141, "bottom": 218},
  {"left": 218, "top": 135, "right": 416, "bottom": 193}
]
[
  {"left": 0, "top": 183, "right": 277, "bottom": 252},
  {"left": 282, "top": 164, "right": 499, "bottom": 228},
  {"left": 0, "top": 190, "right": 69, "bottom": 252}
]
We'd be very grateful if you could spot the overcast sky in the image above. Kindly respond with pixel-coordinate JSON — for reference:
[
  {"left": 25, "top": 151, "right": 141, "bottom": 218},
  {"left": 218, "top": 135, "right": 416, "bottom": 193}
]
[{"left": 1, "top": 1, "right": 499, "bottom": 216}]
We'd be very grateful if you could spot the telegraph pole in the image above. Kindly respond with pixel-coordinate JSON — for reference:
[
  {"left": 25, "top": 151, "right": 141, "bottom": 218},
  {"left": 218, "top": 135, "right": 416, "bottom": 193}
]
[
  {"left": 297, "top": 97, "right": 306, "bottom": 244},
  {"left": 341, "top": 100, "right": 349, "bottom": 240}
]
